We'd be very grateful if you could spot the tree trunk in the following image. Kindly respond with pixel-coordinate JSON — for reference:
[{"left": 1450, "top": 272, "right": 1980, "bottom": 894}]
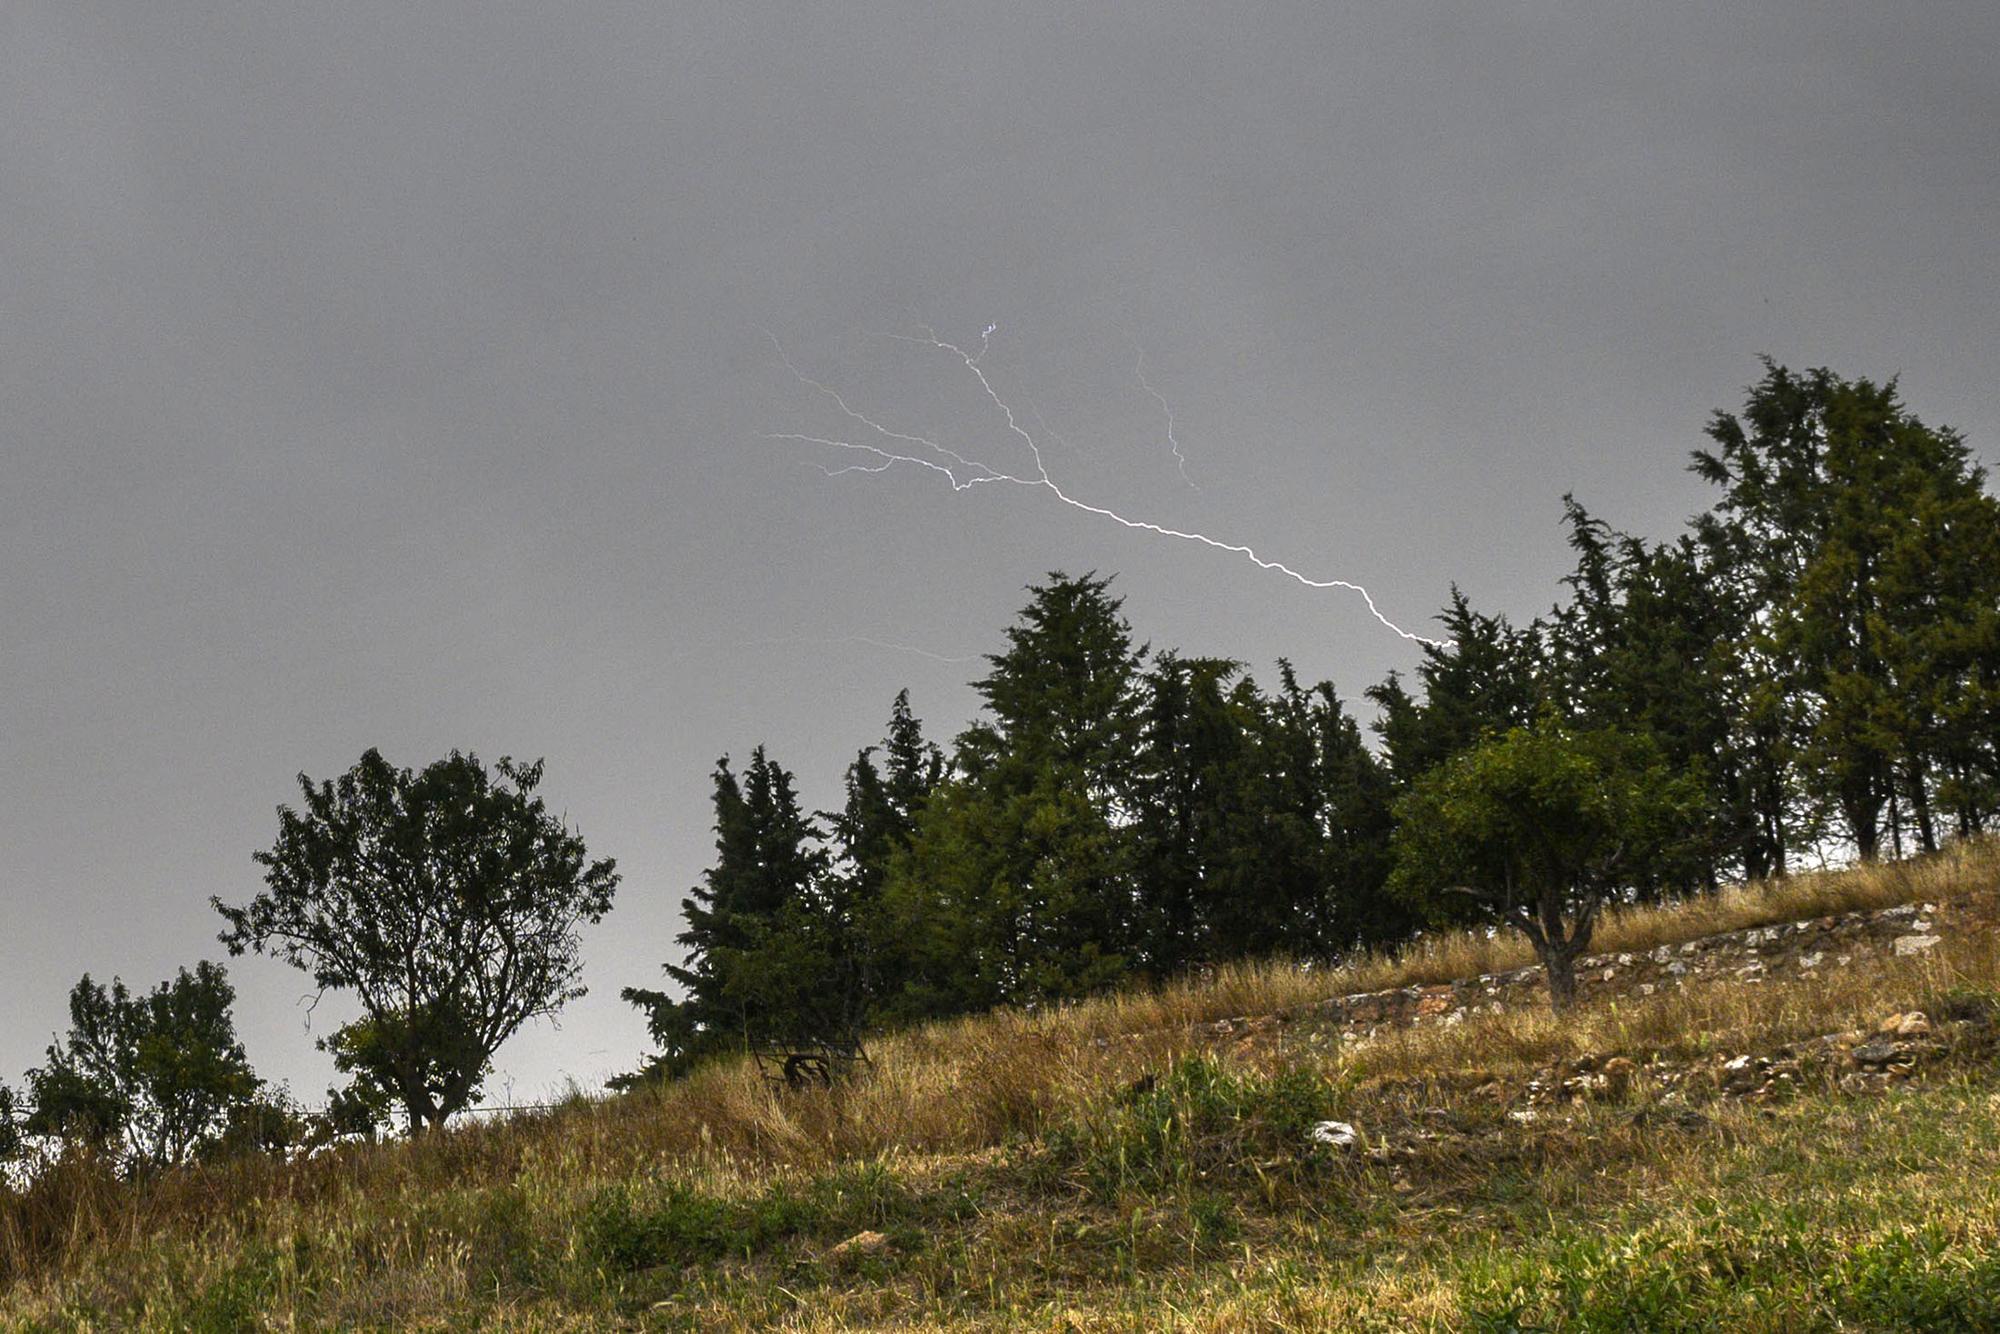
[
  {"left": 1540, "top": 942, "right": 1580, "bottom": 1012},
  {"left": 1844, "top": 779, "right": 1882, "bottom": 861},
  {"left": 1905, "top": 757, "right": 1937, "bottom": 855}
]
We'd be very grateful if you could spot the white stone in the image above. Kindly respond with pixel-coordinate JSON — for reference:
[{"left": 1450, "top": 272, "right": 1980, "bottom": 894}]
[
  {"left": 1893, "top": 935, "right": 1941, "bottom": 956},
  {"left": 1311, "top": 1120, "right": 1360, "bottom": 1149}
]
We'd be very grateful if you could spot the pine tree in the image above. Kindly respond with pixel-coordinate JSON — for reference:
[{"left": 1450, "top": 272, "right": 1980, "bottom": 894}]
[
  {"left": 1367, "top": 588, "right": 1542, "bottom": 787},
  {"left": 1692, "top": 362, "right": 2000, "bottom": 856},
  {"left": 622, "top": 748, "right": 832, "bottom": 1078},
  {"left": 827, "top": 690, "right": 945, "bottom": 1024},
  {"left": 883, "top": 573, "right": 1145, "bottom": 1015}
]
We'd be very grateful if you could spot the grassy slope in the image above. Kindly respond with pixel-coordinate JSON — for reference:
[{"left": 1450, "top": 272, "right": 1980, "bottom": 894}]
[{"left": 3, "top": 841, "right": 1998, "bottom": 1331}]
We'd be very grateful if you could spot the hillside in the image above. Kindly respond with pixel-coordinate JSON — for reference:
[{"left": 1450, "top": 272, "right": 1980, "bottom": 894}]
[{"left": 4, "top": 841, "right": 1999, "bottom": 1331}]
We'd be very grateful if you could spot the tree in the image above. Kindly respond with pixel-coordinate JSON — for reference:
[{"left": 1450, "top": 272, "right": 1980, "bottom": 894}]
[
  {"left": 1368, "top": 589, "right": 1542, "bottom": 788},
  {"left": 1130, "top": 658, "right": 1404, "bottom": 972},
  {"left": 22, "top": 962, "right": 260, "bottom": 1170},
  {"left": 882, "top": 573, "right": 1146, "bottom": 1016},
  {"left": 216, "top": 749, "right": 619, "bottom": 1131},
  {"left": 0, "top": 1083, "right": 25, "bottom": 1168},
  {"left": 622, "top": 747, "right": 834, "bottom": 1079},
  {"left": 1691, "top": 361, "right": 2000, "bottom": 857},
  {"left": 826, "top": 691, "right": 945, "bottom": 1023},
  {"left": 1388, "top": 720, "right": 1702, "bottom": 1010},
  {"left": 1543, "top": 499, "right": 1782, "bottom": 887}
]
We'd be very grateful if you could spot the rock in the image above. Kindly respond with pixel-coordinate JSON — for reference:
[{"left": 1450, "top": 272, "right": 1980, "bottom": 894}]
[
  {"left": 1851, "top": 1040, "right": 1903, "bottom": 1067},
  {"left": 827, "top": 1230, "right": 891, "bottom": 1264},
  {"left": 1893, "top": 935, "right": 1942, "bottom": 956},
  {"left": 1311, "top": 1120, "right": 1360, "bottom": 1149},
  {"left": 1415, "top": 988, "right": 1455, "bottom": 1018}
]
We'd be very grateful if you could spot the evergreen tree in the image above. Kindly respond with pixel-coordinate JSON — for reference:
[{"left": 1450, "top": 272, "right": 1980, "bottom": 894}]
[
  {"left": 1544, "top": 501, "right": 1769, "bottom": 887},
  {"left": 1693, "top": 362, "right": 2000, "bottom": 856},
  {"left": 622, "top": 748, "right": 833, "bottom": 1078},
  {"left": 883, "top": 573, "right": 1145, "bottom": 1015},
  {"left": 1128, "top": 654, "right": 1256, "bottom": 973},
  {"left": 1368, "top": 588, "right": 1542, "bottom": 786},
  {"left": 827, "top": 690, "right": 945, "bottom": 1022}
]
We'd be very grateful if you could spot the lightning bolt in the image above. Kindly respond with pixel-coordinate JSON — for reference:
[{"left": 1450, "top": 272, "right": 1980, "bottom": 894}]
[
  {"left": 1134, "top": 347, "right": 1197, "bottom": 490},
  {"left": 763, "top": 325, "right": 1446, "bottom": 649}
]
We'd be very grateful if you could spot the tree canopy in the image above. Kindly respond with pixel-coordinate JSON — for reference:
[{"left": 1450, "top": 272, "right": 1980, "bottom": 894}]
[
  {"left": 22, "top": 962, "right": 260, "bottom": 1170},
  {"left": 1388, "top": 721, "right": 1704, "bottom": 1008},
  {"left": 216, "top": 749, "right": 619, "bottom": 1130}
]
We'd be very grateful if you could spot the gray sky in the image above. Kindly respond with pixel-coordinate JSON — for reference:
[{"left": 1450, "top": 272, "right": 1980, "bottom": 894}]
[{"left": 5, "top": 2, "right": 1997, "bottom": 1106}]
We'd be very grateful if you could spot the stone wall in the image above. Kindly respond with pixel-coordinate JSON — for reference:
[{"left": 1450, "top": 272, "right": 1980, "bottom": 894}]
[{"left": 1208, "top": 898, "right": 1948, "bottom": 1048}]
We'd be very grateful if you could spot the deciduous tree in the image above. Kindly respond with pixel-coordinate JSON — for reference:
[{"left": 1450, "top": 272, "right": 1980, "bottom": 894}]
[{"left": 217, "top": 749, "right": 618, "bottom": 1130}]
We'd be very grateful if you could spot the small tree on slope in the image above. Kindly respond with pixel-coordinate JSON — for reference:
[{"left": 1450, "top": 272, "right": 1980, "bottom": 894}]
[
  {"left": 1387, "top": 720, "right": 1701, "bottom": 1010},
  {"left": 217, "top": 749, "right": 618, "bottom": 1131}
]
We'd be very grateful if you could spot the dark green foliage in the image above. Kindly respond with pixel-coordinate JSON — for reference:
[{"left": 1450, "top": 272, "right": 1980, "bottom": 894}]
[
  {"left": 0, "top": 1084, "right": 21, "bottom": 1166},
  {"left": 881, "top": 573, "right": 1147, "bottom": 1016},
  {"left": 216, "top": 749, "right": 619, "bottom": 1130},
  {"left": 627, "top": 573, "right": 1407, "bottom": 1055},
  {"left": 1367, "top": 589, "right": 1544, "bottom": 788},
  {"left": 209, "top": 1089, "right": 309, "bottom": 1161},
  {"left": 621, "top": 359, "right": 1997, "bottom": 1070},
  {"left": 1130, "top": 657, "right": 1402, "bottom": 972},
  {"left": 622, "top": 747, "right": 837, "bottom": 1078},
  {"left": 829, "top": 690, "right": 945, "bottom": 1024},
  {"left": 22, "top": 962, "right": 260, "bottom": 1170},
  {"left": 1690, "top": 361, "right": 2000, "bottom": 857},
  {"left": 1544, "top": 502, "right": 1780, "bottom": 888},
  {"left": 1389, "top": 720, "right": 1705, "bottom": 1008}
]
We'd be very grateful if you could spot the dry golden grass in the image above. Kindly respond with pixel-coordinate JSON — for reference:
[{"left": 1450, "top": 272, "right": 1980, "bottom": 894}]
[{"left": 3, "top": 838, "right": 1997, "bottom": 1328}]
